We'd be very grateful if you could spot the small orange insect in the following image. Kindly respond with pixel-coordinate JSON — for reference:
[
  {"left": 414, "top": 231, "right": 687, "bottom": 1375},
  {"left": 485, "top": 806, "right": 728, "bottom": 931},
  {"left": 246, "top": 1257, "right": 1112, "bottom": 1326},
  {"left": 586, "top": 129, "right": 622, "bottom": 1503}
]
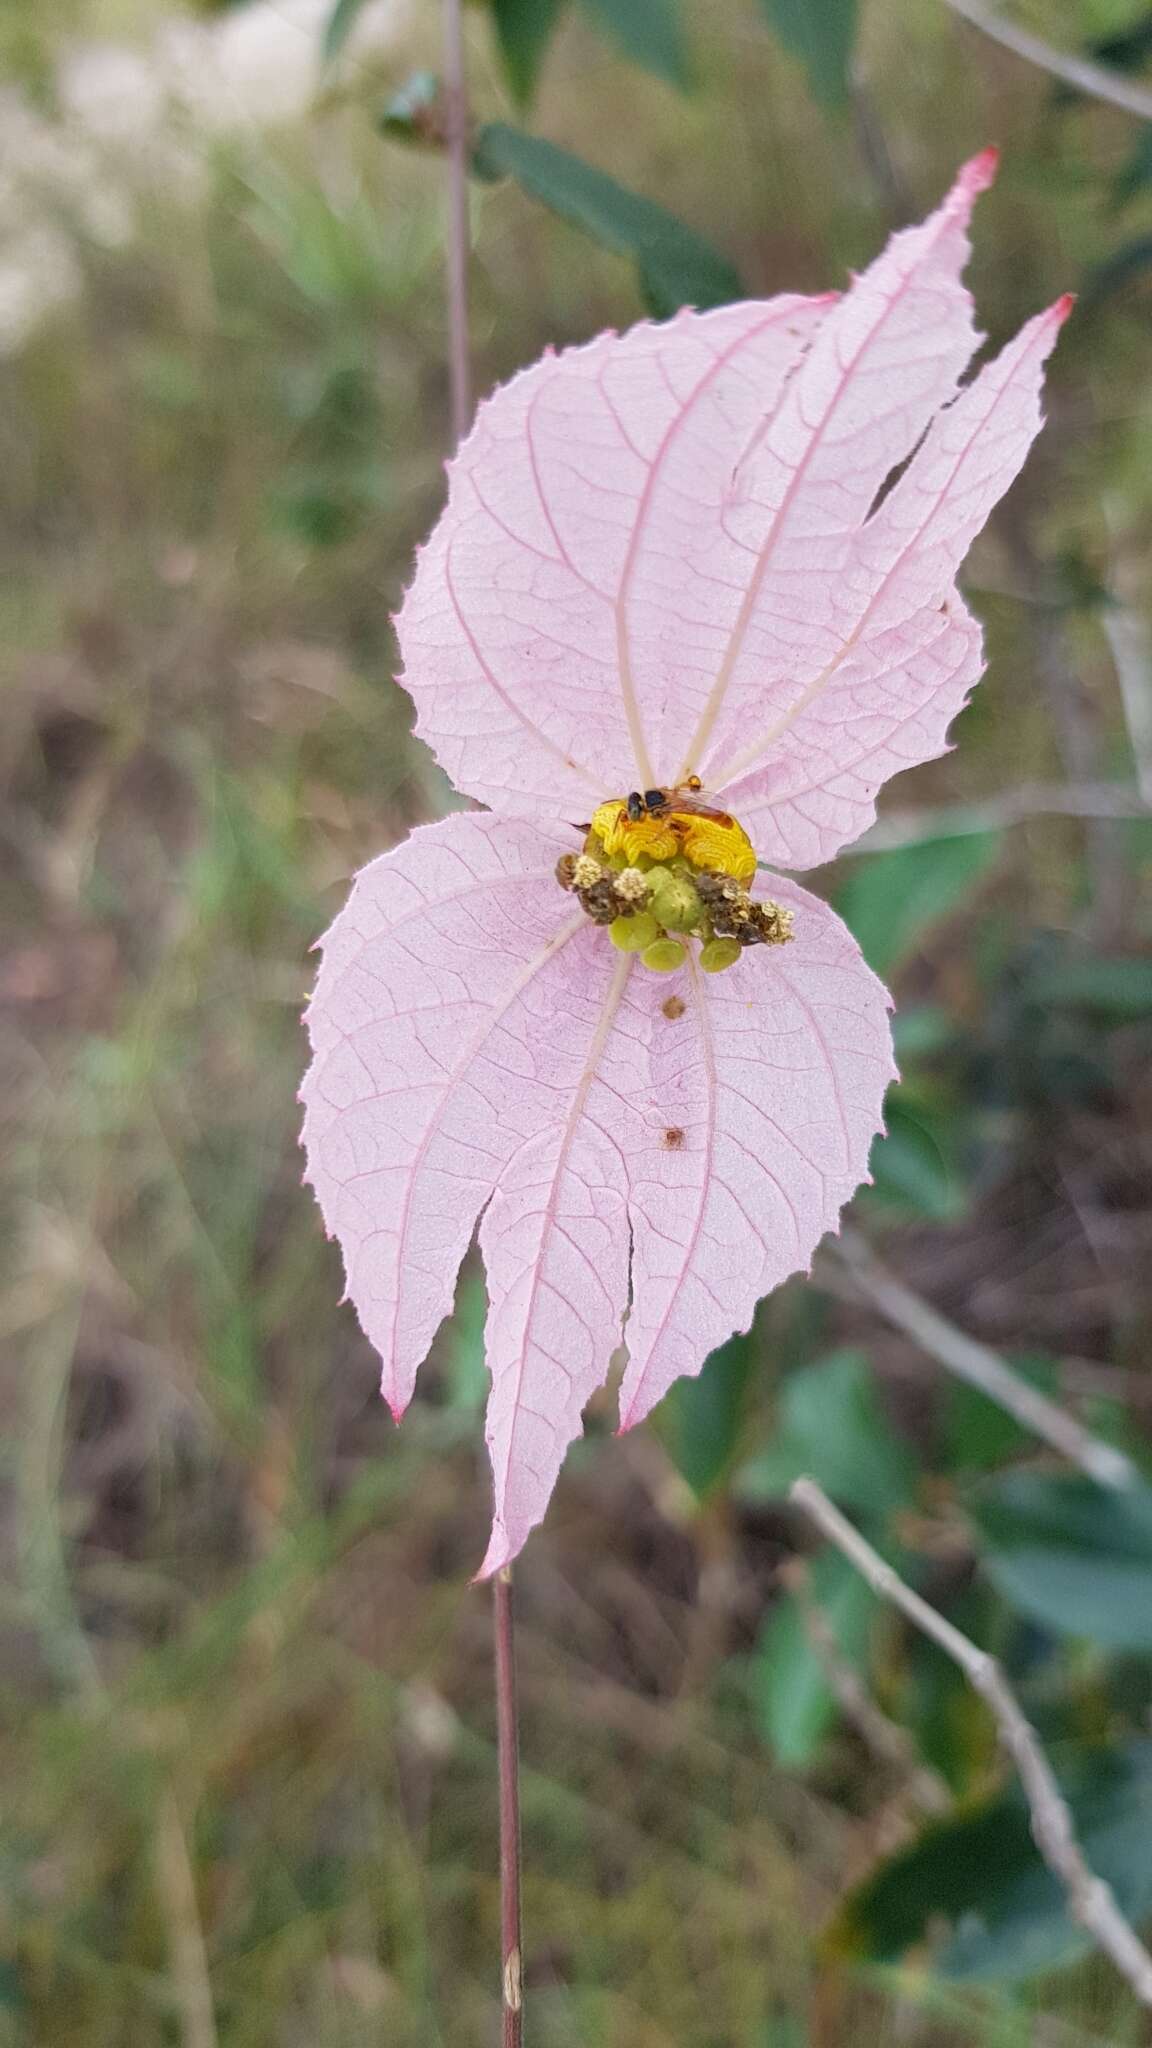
[{"left": 625, "top": 774, "right": 734, "bottom": 829}]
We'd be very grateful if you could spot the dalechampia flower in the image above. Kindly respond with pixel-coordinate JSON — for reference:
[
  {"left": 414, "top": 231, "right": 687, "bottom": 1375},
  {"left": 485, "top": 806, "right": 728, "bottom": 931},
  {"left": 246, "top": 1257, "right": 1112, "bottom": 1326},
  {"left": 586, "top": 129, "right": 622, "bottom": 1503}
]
[{"left": 301, "top": 152, "right": 1066, "bottom": 1574}]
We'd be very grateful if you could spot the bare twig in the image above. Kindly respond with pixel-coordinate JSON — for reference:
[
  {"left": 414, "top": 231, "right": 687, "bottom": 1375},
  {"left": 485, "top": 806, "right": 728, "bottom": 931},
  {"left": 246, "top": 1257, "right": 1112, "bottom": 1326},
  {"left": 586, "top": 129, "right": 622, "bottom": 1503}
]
[
  {"left": 828, "top": 1228, "right": 1137, "bottom": 1492},
  {"left": 783, "top": 1559, "right": 949, "bottom": 1812},
  {"left": 942, "top": 0, "right": 1152, "bottom": 122},
  {"left": 442, "top": 0, "right": 472, "bottom": 448},
  {"left": 494, "top": 1569, "right": 524, "bottom": 2048},
  {"left": 156, "top": 1791, "right": 220, "bottom": 2048},
  {"left": 790, "top": 1478, "right": 1152, "bottom": 2008},
  {"left": 839, "top": 780, "right": 1150, "bottom": 856}
]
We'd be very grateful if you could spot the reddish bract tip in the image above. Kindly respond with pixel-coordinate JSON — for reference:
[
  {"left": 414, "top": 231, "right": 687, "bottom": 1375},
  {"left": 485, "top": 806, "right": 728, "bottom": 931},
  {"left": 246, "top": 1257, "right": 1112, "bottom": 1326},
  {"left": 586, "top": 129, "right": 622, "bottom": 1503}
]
[
  {"left": 962, "top": 145, "right": 1000, "bottom": 194},
  {"left": 1052, "top": 291, "right": 1076, "bottom": 323}
]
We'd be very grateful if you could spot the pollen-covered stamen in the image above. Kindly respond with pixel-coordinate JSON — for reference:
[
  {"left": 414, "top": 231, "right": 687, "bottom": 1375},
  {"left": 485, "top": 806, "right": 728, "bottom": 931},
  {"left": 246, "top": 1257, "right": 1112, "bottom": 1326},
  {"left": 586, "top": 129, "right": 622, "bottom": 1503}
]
[
  {"left": 555, "top": 850, "right": 653, "bottom": 927},
  {"left": 559, "top": 791, "right": 793, "bottom": 972},
  {"left": 615, "top": 867, "right": 650, "bottom": 905},
  {"left": 695, "top": 871, "right": 794, "bottom": 947}
]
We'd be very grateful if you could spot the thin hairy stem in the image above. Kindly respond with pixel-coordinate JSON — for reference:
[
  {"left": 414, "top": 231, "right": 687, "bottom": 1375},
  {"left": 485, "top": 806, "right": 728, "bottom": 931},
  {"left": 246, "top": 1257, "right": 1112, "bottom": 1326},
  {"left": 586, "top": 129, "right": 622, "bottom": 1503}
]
[{"left": 494, "top": 1569, "right": 524, "bottom": 2047}]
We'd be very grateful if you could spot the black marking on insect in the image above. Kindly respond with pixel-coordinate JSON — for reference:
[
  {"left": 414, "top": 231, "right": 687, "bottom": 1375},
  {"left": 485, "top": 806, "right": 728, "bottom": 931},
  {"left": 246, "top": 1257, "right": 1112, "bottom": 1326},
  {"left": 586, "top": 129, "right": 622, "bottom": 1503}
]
[{"left": 624, "top": 776, "right": 735, "bottom": 828}]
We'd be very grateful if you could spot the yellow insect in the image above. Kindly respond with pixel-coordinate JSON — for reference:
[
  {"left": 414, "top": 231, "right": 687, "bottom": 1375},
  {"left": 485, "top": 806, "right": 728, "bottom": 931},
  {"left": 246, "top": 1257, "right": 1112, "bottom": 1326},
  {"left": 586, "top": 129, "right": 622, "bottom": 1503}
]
[
  {"left": 587, "top": 775, "right": 757, "bottom": 884},
  {"left": 625, "top": 775, "right": 735, "bottom": 828}
]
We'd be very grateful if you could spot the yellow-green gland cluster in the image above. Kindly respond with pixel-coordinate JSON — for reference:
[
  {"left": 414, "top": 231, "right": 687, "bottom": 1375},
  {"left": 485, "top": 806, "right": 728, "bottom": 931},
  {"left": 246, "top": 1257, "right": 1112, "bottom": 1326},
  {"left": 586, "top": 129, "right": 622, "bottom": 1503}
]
[{"left": 555, "top": 847, "right": 793, "bottom": 976}]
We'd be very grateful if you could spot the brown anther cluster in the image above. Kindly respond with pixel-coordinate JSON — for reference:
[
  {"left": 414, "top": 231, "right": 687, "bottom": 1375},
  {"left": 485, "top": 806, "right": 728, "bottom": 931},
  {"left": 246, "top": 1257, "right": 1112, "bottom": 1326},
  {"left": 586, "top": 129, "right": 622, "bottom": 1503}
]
[
  {"left": 695, "top": 870, "right": 794, "bottom": 947},
  {"left": 555, "top": 852, "right": 652, "bottom": 926}
]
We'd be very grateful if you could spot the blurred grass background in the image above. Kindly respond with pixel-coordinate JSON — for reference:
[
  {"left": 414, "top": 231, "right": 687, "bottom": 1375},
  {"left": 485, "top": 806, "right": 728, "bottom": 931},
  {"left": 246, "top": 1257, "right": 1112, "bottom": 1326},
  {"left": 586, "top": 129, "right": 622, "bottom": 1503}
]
[{"left": 3, "top": 0, "right": 1152, "bottom": 2041}]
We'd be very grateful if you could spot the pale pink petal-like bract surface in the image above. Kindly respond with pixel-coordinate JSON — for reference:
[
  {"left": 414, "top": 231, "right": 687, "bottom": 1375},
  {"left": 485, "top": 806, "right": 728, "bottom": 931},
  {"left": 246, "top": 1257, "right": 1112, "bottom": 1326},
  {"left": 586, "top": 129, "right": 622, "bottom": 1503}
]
[{"left": 302, "top": 155, "right": 1066, "bottom": 1572}]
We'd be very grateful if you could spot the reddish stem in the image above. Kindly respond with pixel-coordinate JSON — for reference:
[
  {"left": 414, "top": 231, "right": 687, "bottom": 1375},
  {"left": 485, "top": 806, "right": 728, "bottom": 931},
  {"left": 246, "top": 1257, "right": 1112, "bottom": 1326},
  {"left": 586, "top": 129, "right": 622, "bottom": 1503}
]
[{"left": 494, "top": 1568, "right": 524, "bottom": 2047}]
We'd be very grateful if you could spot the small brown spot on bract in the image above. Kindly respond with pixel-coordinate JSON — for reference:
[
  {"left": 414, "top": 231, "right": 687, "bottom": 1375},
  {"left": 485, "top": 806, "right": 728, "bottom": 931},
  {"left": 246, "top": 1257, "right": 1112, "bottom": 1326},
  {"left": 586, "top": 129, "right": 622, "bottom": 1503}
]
[
  {"left": 662, "top": 1127, "right": 685, "bottom": 1150},
  {"left": 662, "top": 994, "right": 686, "bottom": 1020}
]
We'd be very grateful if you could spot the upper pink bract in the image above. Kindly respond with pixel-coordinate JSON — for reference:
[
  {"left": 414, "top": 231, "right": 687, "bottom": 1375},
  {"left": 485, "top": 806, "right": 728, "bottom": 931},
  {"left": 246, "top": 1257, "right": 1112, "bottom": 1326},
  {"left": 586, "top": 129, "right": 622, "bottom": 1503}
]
[{"left": 301, "top": 154, "right": 1067, "bottom": 1574}]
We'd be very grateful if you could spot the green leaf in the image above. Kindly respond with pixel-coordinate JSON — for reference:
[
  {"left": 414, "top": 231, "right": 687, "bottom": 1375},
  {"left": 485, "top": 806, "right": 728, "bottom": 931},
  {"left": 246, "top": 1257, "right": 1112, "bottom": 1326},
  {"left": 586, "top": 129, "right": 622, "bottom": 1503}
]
[
  {"left": 322, "top": 0, "right": 370, "bottom": 65},
  {"left": 759, "top": 0, "right": 857, "bottom": 108},
  {"left": 866, "top": 1096, "right": 966, "bottom": 1223},
  {"left": 444, "top": 1263, "right": 489, "bottom": 1415},
  {"left": 833, "top": 1741, "right": 1152, "bottom": 1982},
  {"left": 756, "top": 1550, "right": 876, "bottom": 1765},
  {"left": 738, "top": 1350, "right": 914, "bottom": 1520},
  {"left": 1111, "top": 127, "right": 1152, "bottom": 212},
  {"left": 492, "top": 0, "right": 569, "bottom": 105},
  {"left": 946, "top": 1356, "right": 1060, "bottom": 1476},
  {"left": 576, "top": 0, "right": 691, "bottom": 90},
  {"left": 471, "top": 123, "right": 743, "bottom": 315},
  {"left": 1024, "top": 953, "right": 1152, "bottom": 1018},
  {"left": 905, "top": 1615, "right": 997, "bottom": 1795},
  {"left": 971, "top": 1472, "right": 1152, "bottom": 1650},
  {"left": 890, "top": 1004, "right": 956, "bottom": 1062},
  {"left": 660, "top": 1327, "right": 759, "bottom": 1500},
  {"left": 835, "top": 831, "right": 1001, "bottom": 979}
]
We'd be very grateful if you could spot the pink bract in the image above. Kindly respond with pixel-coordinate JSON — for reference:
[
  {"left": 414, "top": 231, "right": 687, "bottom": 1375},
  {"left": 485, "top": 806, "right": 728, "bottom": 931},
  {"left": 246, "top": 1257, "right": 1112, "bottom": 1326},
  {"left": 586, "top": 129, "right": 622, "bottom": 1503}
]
[{"left": 301, "top": 153, "right": 1067, "bottom": 1575}]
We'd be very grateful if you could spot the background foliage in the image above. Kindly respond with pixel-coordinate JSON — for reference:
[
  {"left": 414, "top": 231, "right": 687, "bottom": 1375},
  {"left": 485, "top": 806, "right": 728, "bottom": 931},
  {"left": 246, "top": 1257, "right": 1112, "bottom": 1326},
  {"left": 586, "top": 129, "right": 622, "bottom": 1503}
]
[{"left": 3, "top": 0, "right": 1152, "bottom": 2041}]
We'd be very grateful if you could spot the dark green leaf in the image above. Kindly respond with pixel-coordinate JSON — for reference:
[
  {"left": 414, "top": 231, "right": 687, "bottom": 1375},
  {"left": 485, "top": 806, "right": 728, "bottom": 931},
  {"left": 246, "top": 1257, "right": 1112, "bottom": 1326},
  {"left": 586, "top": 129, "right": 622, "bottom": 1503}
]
[
  {"left": 833, "top": 1741, "right": 1152, "bottom": 1982},
  {"left": 891, "top": 1005, "right": 956, "bottom": 1062},
  {"left": 576, "top": 0, "right": 691, "bottom": 90},
  {"left": 971, "top": 1472, "right": 1152, "bottom": 1650},
  {"left": 835, "top": 831, "right": 1001, "bottom": 979},
  {"left": 492, "top": 0, "right": 569, "bottom": 105},
  {"left": 1088, "top": 14, "right": 1152, "bottom": 75},
  {"left": 661, "top": 1327, "right": 759, "bottom": 1500},
  {"left": 471, "top": 123, "right": 743, "bottom": 314},
  {"left": 738, "top": 1349, "right": 914, "bottom": 1519},
  {"left": 946, "top": 1356, "right": 1059, "bottom": 1476},
  {"left": 866, "top": 1096, "right": 965, "bottom": 1223},
  {"left": 1024, "top": 954, "right": 1152, "bottom": 1017},
  {"left": 322, "top": 0, "right": 370, "bottom": 65},
  {"left": 905, "top": 1618, "right": 997, "bottom": 1795},
  {"left": 1112, "top": 127, "right": 1152, "bottom": 212},
  {"left": 759, "top": 0, "right": 857, "bottom": 108},
  {"left": 756, "top": 1550, "right": 876, "bottom": 1765}
]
